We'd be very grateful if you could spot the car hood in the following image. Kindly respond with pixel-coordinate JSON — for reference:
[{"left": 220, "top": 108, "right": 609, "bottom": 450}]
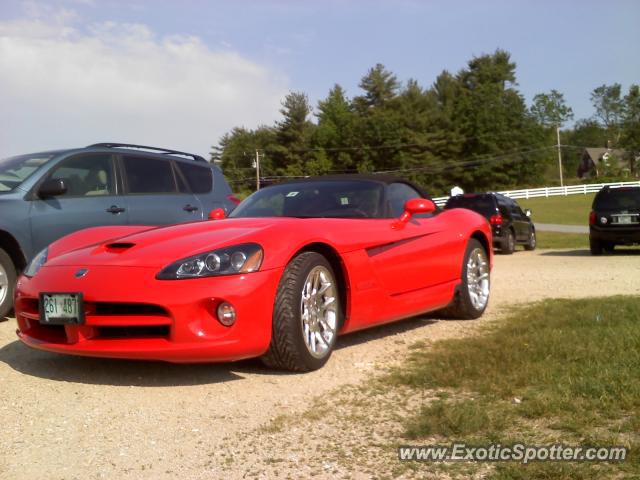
[{"left": 46, "top": 218, "right": 284, "bottom": 268}]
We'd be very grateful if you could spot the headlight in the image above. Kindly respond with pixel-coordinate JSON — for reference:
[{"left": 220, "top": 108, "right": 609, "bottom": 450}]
[
  {"left": 24, "top": 247, "right": 49, "bottom": 278},
  {"left": 156, "top": 243, "right": 263, "bottom": 280}
]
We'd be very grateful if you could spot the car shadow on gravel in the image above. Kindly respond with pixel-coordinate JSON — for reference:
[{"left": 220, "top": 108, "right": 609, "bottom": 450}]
[
  {"left": 0, "top": 339, "right": 249, "bottom": 386},
  {"left": 541, "top": 249, "right": 640, "bottom": 257},
  {"left": 336, "top": 316, "right": 438, "bottom": 350},
  {"left": 0, "top": 314, "right": 440, "bottom": 386}
]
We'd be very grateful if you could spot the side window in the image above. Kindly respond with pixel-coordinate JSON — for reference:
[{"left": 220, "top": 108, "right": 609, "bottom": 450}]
[
  {"left": 497, "top": 200, "right": 510, "bottom": 217},
  {"left": 387, "top": 183, "right": 423, "bottom": 218},
  {"left": 509, "top": 201, "right": 522, "bottom": 217},
  {"left": 122, "top": 156, "right": 177, "bottom": 194},
  {"left": 175, "top": 162, "right": 213, "bottom": 194},
  {"left": 48, "top": 154, "right": 114, "bottom": 197}
]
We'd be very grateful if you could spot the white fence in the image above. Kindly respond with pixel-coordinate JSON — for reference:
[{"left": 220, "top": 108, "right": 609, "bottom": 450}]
[{"left": 432, "top": 180, "right": 640, "bottom": 207}]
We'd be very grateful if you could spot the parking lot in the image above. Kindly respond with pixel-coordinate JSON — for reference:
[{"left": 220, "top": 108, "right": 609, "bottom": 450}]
[{"left": 1, "top": 249, "right": 639, "bottom": 479}]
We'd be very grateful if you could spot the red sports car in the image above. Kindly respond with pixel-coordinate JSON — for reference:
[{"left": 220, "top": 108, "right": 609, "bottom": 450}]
[{"left": 15, "top": 175, "right": 492, "bottom": 371}]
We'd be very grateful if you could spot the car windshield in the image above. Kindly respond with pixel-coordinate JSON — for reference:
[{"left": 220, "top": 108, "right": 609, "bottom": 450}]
[
  {"left": 445, "top": 195, "right": 496, "bottom": 216},
  {"left": 230, "top": 180, "right": 385, "bottom": 218},
  {"left": 0, "top": 152, "right": 57, "bottom": 192},
  {"left": 594, "top": 189, "right": 640, "bottom": 210}
]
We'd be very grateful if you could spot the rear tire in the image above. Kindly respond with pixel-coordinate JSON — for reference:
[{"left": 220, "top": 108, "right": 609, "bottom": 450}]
[
  {"left": 261, "top": 252, "right": 341, "bottom": 372},
  {"left": 590, "top": 237, "right": 603, "bottom": 255},
  {"left": 524, "top": 229, "right": 536, "bottom": 251},
  {"left": 440, "top": 239, "right": 490, "bottom": 320},
  {"left": 500, "top": 230, "right": 515, "bottom": 255},
  {"left": 0, "top": 248, "right": 17, "bottom": 318}
]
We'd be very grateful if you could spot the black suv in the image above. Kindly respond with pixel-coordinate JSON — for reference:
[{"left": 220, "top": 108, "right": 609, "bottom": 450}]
[
  {"left": 589, "top": 185, "right": 640, "bottom": 255},
  {"left": 445, "top": 193, "right": 536, "bottom": 254}
]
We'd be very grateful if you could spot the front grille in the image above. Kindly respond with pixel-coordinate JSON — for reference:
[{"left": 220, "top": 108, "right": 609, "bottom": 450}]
[
  {"left": 18, "top": 298, "right": 172, "bottom": 344},
  {"left": 23, "top": 323, "right": 67, "bottom": 343},
  {"left": 96, "top": 325, "right": 170, "bottom": 339},
  {"left": 92, "top": 303, "right": 168, "bottom": 316}
]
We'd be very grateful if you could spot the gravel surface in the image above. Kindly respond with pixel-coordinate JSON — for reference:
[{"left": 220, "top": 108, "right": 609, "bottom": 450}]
[{"left": 1, "top": 248, "right": 639, "bottom": 479}]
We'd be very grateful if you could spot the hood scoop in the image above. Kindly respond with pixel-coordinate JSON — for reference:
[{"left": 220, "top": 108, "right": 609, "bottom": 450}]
[{"left": 104, "top": 242, "right": 136, "bottom": 252}]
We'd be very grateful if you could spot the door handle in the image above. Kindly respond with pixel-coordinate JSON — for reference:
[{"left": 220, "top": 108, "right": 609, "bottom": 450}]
[
  {"left": 183, "top": 204, "right": 199, "bottom": 212},
  {"left": 106, "top": 205, "right": 126, "bottom": 214}
]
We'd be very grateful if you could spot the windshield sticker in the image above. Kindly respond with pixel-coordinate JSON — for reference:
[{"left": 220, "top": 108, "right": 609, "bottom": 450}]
[
  {"left": 340, "top": 197, "right": 349, "bottom": 205},
  {"left": 286, "top": 191, "right": 299, "bottom": 197}
]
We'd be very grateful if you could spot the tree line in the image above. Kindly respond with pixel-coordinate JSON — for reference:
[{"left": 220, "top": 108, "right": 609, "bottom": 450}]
[{"left": 211, "top": 49, "right": 639, "bottom": 196}]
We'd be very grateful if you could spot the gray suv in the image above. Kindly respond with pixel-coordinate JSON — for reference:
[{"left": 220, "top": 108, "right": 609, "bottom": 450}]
[{"left": 0, "top": 143, "right": 239, "bottom": 317}]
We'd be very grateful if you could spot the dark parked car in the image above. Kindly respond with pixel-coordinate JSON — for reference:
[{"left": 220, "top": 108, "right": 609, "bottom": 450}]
[
  {"left": 589, "top": 185, "right": 640, "bottom": 255},
  {"left": 0, "top": 143, "right": 238, "bottom": 317},
  {"left": 445, "top": 193, "right": 536, "bottom": 254}
]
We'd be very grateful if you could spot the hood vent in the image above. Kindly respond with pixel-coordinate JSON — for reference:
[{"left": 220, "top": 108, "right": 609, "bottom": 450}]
[{"left": 105, "top": 242, "right": 136, "bottom": 252}]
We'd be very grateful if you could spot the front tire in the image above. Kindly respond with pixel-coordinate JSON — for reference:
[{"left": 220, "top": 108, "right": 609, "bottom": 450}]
[
  {"left": 261, "top": 252, "right": 341, "bottom": 372},
  {"left": 0, "top": 248, "right": 17, "bottom": 318},
  {"left": 441, "top": 239, "right": 490, "bottom": 320}
]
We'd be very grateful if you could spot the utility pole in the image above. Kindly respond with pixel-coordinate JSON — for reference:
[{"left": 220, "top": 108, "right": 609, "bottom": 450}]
[
  {"left": 556, "top": 125, "right": 564, "bottom": 187},
  {"left": 254, "top": 149, "right": 261, "bottom": 191}
]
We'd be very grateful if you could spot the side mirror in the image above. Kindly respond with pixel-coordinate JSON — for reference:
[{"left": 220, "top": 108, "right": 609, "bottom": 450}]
[
  {"left": 38, "top": 178, "right": 67, "bottom": 198},
  {"left": 524, "top": 208, "right": 532, "bottom": 218},
  {"left": 393, "top": 198, "right": 436, "bottom": 229},
  {"left": 208, "top": 208, "right": 226, "bottom": 220}
]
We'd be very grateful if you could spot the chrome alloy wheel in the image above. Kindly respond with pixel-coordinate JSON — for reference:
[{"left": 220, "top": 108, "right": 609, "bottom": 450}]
[
  {"left": 466, "top": 247, "right": 490, "bottom": 311},
  {"left": 0, "top": 263, "right": 7, "bottom": 306},
  {"left": 300, "top": 265, "right": 338, "bottom": 358}
]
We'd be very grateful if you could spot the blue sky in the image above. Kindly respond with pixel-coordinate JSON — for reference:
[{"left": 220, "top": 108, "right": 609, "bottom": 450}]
[{"left": 1, "top": 0, "right": 638, "bottom": 157}]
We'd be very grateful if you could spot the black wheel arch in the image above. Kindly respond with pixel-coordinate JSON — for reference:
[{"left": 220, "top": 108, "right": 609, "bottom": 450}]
[
  {"left": 470, "top": 231, "right": 490, "bottom": 257},
  {"left": 0, "top": 230, "right": 27, "bottom": 273},
  {"left": 289, "top": 242, "right": 348, "bottom": 330}
]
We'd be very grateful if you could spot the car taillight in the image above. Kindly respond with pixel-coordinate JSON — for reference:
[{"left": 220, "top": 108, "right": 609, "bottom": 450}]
[
  {"left": 227, "top": 195, "right": 241, "bottom": 205},
  {"left": 489, "top": 214, "right": 503, "bottom": 225},
  {"left": 589, "top": 211, "right": 596, "bottom": 225}
]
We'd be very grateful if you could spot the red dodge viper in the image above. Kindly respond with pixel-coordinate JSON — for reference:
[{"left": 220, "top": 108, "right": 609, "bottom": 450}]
[{"left": 15, "top": 175, "right": 492, "bottom": 371}]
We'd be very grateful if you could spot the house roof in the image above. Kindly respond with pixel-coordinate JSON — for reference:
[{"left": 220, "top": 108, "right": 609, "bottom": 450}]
[{"left": 583, "top": 148, "right": 626, "bottom": 162}]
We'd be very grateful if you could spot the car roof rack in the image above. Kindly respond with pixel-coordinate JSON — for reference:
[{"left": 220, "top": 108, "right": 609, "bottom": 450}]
[{"left": 87, "top": 143, "right": 207, "bottom": 162}]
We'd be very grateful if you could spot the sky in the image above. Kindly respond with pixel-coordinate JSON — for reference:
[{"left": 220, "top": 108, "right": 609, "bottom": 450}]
[{"left": 0, "top": 0, "right": 638, "bottom": 158}]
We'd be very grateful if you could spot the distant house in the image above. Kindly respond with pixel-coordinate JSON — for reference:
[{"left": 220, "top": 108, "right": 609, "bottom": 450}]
[{"left": 576, "top": 148, "right": 631, "bottom": 178}]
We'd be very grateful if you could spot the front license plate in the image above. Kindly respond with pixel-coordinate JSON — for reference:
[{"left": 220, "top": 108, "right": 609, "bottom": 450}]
[{"left": 40, "top": 293, "right": 84, "bottom": 325}]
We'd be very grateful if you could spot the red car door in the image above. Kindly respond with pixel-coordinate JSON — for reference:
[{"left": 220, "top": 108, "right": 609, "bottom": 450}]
[{"left": 366, "top": 183, "right": 463, "bottom": 296}]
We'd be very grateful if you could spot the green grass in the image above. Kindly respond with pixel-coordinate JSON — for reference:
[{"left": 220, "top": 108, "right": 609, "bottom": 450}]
[
  {"left": 535, "top": 231, "right": 588, "bottom": 249},
  {"left": 519, "top": 194, "right": 594, "bottom": 225},
  {"left": 389, "top": 297, "right": 640, "bottom": 478}
]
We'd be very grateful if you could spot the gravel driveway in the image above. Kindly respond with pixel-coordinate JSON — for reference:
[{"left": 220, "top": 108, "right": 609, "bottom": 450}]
[{"left": 1, "top": 248, "right": 639, "bottom": 479}]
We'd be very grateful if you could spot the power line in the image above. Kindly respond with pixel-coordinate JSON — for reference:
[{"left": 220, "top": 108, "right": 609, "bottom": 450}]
[
  {"left": 375, "top": 147, "right": 554, "bottom": 175},
  {"left": 225, "top": 145, "right": 555, "bottom": 185}
]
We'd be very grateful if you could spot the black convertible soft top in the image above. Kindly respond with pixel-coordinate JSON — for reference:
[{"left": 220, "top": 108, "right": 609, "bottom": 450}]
[{"left": 276, "top": 174, "right": 431, "bottom": 199}]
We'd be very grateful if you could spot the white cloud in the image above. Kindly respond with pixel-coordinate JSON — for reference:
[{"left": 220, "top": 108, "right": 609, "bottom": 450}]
[{"left": 0, "top": 7, "right": 288, "bottom": 158}]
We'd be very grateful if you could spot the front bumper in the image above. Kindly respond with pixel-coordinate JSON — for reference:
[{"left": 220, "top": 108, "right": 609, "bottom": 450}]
[
  {"left": 15, "top": 265, "right": 283, "bottom": 363},
  {"left": 590, "top": 225, "right": 640, "bottom": 245}
]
